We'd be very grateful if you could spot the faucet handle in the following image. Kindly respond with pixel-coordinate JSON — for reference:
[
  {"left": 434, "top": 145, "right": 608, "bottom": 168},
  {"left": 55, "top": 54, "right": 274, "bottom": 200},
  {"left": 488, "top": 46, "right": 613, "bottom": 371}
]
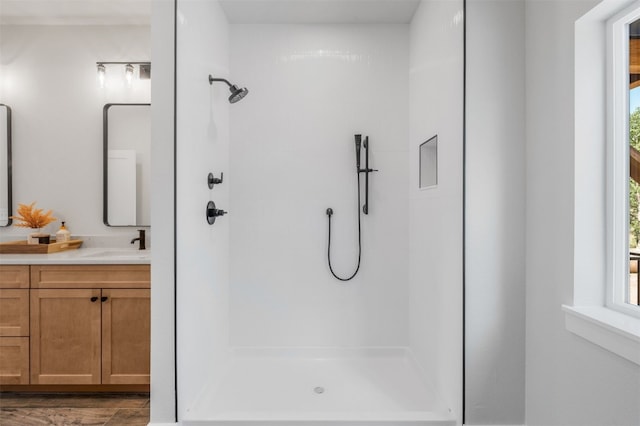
[
  {"left": 133, "top": 229, "right": 146, "bottom": 250},
  {"left": 208, "top": 172, "right": 224, "bottom": 189}
]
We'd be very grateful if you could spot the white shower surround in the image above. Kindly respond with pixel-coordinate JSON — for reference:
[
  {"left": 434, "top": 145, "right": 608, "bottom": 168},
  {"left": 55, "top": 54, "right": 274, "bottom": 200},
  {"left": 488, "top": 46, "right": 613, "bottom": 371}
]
[
  {"left": 175, "top": 1, "right": 463, "bottom": 425},
  {"left": 229, "top": 23, "right": 410, "bottom": 348}
]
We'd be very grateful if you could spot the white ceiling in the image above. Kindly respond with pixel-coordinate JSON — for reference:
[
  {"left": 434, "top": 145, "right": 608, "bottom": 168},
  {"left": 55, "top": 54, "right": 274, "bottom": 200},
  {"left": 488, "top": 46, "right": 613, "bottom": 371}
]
[
  {"left": 219, "top": 0, "right": 421, "bottom": 24},
  {"left": 0, "top": 0, "right": 151, "bottom": 25}
]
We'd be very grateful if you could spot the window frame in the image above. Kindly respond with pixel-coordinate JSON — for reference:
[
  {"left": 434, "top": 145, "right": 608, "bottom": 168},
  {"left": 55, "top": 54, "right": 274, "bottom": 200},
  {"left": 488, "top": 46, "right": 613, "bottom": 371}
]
[
  {"left": 567, "top": 0, "right": 640, "bottom": 367},
  {"left": 607, "top": 2, "right": 640, "bottom": 318}
]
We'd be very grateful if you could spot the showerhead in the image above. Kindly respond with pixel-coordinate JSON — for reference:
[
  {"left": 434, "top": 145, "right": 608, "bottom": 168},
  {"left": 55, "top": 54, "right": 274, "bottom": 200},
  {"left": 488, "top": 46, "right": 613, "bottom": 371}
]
[
  {"left": 208, "top": 74, "right": 249, "bottom": 104},
  {"left": 229, "top": 85, "right": 249, "bottom": 104}
]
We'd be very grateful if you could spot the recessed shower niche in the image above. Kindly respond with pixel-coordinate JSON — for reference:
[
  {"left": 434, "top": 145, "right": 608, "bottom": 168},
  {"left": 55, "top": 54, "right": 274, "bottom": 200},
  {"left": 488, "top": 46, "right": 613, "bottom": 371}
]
[
  {"left": 420, "top": 135, "right": 438, "bottom": 189},
  {"left": 174, "top": 1, "right": 464, "bottom": 425}
]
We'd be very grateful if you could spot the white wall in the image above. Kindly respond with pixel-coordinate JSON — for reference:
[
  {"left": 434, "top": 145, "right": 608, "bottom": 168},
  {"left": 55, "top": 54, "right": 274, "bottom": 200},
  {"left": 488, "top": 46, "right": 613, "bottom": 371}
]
[
  {"left": 175, "top": 0, "right": 231, "bottom": 418},
  {"left": 408, "top": 0, "right": 463, "bottom": 421},
  {"left": 228, "top": 24, "right": 410, "bottom": 347},
  {"left": 526, "top": 0, "right": 640, "bottom": 425},
  {"left": 0, "top": 24, "right": 150, "bottom": 237},
  {"left": 465, "top": 0, "right": 526, "bottom": 424},
  {"left": 150, "top": 0, "right": 175, "bottom": 422}
]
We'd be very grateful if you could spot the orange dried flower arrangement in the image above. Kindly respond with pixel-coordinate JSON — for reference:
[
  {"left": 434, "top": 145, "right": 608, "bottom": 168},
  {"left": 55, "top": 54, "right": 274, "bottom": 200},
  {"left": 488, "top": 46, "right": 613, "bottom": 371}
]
[{"left": 10, "top": 202, "right": 57, "bottom": 229}]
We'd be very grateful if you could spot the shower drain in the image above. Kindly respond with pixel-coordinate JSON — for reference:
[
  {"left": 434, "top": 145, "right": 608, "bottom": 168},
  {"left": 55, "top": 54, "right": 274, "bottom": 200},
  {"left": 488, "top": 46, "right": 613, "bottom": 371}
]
[{"left": 314, "top": 386, "right": 325, "bottom": 394}]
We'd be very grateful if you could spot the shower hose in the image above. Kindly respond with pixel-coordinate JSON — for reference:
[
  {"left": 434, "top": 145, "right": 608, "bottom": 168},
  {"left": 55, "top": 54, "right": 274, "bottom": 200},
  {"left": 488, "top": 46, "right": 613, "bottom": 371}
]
[{"left": 326, "top": 172, "right": 362, "bottom": 281}]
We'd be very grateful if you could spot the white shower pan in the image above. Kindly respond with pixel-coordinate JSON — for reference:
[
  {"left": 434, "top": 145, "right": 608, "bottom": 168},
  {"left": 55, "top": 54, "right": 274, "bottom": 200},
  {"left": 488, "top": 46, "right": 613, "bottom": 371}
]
[{"left": 182, "top": 348, "right": 455, "bottom": 426}]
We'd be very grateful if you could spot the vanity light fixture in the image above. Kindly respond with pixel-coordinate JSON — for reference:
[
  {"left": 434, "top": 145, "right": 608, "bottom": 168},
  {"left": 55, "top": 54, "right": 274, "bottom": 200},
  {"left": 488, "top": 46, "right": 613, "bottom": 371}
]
[
  {"left": 125, "top": 63, "right": 134, "bottom": 87},
  {"left": 97, "top": 63, "right": 106, "bottom": 88},
  {"left": 96, "top": 62, "right": 151, "bottom": 88}
]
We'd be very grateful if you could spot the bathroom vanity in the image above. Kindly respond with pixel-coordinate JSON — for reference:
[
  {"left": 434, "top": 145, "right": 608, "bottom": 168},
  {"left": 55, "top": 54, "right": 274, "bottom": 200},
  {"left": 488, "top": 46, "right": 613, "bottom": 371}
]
[{"left": 0, "top": 250, "right": 150, "bottom": 391}]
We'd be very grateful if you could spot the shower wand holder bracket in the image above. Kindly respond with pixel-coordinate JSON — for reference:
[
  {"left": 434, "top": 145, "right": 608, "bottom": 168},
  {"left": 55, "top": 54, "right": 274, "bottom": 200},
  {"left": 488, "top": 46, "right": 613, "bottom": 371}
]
[
  {"left": 358, "top": 167, "right": 378, "bottom": 213},
  {"left": 356, "top": 133, "right": 378, "bottom": 215},
  {"left": 358, "top": 168, "right": 378, "bottom": 174}
]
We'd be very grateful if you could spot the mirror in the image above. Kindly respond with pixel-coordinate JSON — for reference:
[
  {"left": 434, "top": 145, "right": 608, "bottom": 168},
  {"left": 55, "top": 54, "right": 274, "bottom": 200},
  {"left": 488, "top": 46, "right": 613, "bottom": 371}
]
[
  {"left": 103, "top": 103, "right": 151, "bottom": 227},
  {"left": 0, "top": 104, "right": 12, "bottom": 226},
  {"left": 419, "top": 135, "right": 438, "bottom": 189}
]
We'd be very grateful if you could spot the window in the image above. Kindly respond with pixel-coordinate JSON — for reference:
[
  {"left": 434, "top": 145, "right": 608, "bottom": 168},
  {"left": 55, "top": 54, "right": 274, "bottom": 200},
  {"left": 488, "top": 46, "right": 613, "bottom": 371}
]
[
  {"left": 627, "top": 21, "right": 640, "bottom": 308},
  {"left": 564, "top": 0, "right": 640, "bottom": 367},
  {"left": 608, "top": 4, "right": 640, "bottom": 317}
]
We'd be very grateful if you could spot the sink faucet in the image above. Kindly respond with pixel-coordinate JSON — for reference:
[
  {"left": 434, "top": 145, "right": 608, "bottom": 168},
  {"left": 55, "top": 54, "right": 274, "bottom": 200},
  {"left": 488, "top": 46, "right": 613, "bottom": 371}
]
[{"left": 130, "top": 229, "right": 146, "bottom": 250}]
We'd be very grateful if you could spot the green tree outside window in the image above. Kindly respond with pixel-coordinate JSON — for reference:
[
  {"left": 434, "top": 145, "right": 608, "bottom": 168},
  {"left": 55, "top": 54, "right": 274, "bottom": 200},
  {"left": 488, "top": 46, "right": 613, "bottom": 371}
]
[{"left": 630, "top": 108, "right": 640, "bottom": 247}]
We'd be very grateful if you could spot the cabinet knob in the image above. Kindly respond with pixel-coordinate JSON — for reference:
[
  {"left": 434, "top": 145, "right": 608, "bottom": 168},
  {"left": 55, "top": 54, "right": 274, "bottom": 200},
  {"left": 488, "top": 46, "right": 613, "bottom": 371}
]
[
  {"left": 90, "top": 296, "right": 98, "bottom": 302},
  {"left": 101, "top": 296, "right": 108, "bottom": 302}
]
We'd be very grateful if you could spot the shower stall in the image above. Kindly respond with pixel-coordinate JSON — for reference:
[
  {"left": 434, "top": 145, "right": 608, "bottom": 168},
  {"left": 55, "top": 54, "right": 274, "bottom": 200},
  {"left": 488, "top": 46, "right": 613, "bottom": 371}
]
[{"left": 174, "top": 1, "right": 463, "bottom": 424}]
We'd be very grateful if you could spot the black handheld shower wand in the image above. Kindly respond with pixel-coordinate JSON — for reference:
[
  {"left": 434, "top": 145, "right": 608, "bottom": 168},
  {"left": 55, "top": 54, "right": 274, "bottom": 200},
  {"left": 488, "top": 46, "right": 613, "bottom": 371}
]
[
  {"left": 355, "top": 134, "right": 362, "bottom": 171},
  {"left": 325, "top": 133, "right": 379, "bottom": 282}
]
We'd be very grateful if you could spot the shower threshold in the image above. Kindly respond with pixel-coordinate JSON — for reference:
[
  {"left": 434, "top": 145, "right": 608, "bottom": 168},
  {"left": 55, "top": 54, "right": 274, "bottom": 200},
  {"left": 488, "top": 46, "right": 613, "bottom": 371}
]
[{"left": 182, "top": 347, "right": 456, "bottom": 426}]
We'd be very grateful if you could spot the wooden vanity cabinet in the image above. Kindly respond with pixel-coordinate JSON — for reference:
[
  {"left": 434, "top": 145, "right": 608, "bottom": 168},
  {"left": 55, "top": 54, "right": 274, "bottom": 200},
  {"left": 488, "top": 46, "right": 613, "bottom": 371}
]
[
  {"left": 29, "top": 265, "right": 150, "bottom": 386},
  {"left": 0, "top": 289, "right": 29, "bottom": 337},
  {"left": 101, "top": 289, "right": 151, "bottom": 384},
  {"left": 30, "top": 288, "right": 102, "bottom": 384},
  {"left": 0, "top": 266, "right": 30, "bottom": 385}
]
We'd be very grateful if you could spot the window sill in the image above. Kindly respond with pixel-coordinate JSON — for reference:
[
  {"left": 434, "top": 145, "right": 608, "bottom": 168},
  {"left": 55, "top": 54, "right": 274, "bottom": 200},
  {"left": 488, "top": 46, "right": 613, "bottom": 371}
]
[{"left": 562, "top": 305, "right": 640, "bottom": 365}]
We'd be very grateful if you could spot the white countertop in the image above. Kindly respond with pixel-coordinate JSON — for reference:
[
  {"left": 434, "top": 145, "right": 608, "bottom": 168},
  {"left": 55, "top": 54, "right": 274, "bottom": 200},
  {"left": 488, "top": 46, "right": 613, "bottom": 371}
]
[{"left": 0, "top": 247, "right": 151, "bottom": 265}]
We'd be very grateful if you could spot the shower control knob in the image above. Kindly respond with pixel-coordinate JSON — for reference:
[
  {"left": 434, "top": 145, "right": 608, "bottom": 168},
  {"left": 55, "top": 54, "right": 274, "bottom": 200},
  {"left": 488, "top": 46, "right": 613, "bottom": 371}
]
[
  {"left": 208, "top": 172, "right": 224, "bottom": 189},
  {"left": 206, "top": 201, "right": 227, "bottom": 225}
]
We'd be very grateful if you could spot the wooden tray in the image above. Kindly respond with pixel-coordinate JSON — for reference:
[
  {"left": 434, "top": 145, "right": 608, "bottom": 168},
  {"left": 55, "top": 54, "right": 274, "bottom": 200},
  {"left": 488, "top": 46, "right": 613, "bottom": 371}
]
[{"left": 0, "top": 239, "right": 83, "bottom": 254}]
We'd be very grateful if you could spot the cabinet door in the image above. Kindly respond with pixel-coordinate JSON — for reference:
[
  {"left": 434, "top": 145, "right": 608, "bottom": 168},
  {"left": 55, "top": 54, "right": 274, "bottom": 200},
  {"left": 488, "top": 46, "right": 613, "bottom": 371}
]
[
  {"left": 30, "top": 289, "right": 101, "bottom": 384},
  {"left": 0, "top": 265, "right": 29, "bottom": 289},
  {"left": 101, "top": 289, "right": 150, "bottom": 384},
  {"left": 0, "top": 337, "right": 29, "bottom": 384},
  {"left": 0, "top": 289, "right": 29, "bottom": 336}
]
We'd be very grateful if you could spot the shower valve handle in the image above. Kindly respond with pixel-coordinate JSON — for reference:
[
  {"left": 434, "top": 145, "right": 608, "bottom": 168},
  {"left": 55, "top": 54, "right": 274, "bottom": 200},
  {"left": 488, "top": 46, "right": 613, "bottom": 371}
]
[
  {"left": 206, "top": 201, "right": 227, "bottom": 225},
  {"left": 208, "top": 172, "right": 224, "bottom": 189}
]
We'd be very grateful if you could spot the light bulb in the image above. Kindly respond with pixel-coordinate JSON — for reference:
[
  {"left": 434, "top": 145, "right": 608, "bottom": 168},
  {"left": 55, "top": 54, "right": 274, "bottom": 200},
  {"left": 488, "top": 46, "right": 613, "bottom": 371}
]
[
  {"left": 97, "top": 63, "right": 106, "bottom": 88},
  {"left": 125, "top": 64, "right": 134, "bottom": 87}
]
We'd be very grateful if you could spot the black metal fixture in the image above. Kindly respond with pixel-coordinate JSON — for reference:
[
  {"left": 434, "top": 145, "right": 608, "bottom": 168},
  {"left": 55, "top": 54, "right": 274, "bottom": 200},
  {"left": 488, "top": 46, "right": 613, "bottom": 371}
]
[
  {"left": 325, "top": 134, "right": 378, "bottom": 281},
  {"left": 208, "top": 172, "right": 224, "bottom": 189},
  {"left": 0, "top": 104, "right": 12, "bottom": 227},
  {"left": 208, "top": 75, "right": 249, "bottom": 104},
  {"left": 130, "top": 229, "right": 146, "bottom": 250},
  {"left": 357, "top": 135, "right": 378, "bottom": 215},
  {"left": 207, "top": 201, "right": 227, "bottom": 225}
]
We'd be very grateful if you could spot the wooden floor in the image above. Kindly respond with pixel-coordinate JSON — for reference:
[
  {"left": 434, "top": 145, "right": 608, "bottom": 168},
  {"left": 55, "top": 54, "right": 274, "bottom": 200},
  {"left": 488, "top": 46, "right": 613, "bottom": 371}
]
[{"left": 0, "top": 393, "right": 149, "bottom": 426}]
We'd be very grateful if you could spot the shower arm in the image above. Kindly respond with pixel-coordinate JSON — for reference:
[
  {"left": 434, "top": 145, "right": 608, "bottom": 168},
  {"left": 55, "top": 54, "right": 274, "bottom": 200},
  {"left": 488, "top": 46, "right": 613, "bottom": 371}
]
[
  {"left": 358, "top": 136, "right": 378, "bottom": 215},
  {"left": 208, "top": 75, "right": 233, "bottom": 87}
]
